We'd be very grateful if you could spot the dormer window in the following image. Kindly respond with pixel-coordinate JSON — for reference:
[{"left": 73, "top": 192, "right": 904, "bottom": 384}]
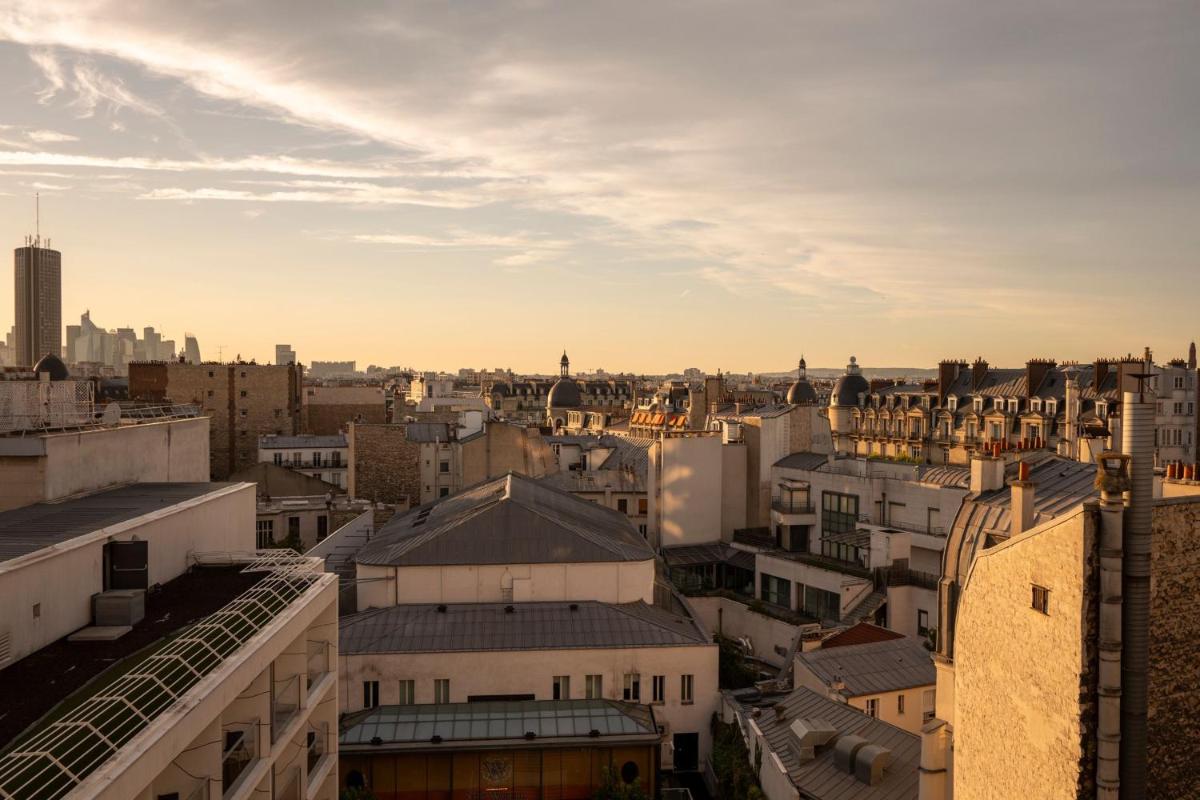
[
  {"left": 994, "top": 397, "right": 1004, "bottom": 410},
  {"left": 1098, "top": 403, "right": 1108, "bottom": 419},
  {"left": 973, "top": 397, "right": 982, "bottom": 413},
  {"left": 1008, "top": 399, "right": 1018, "bottom": 414},
  {"left": 1031, "top": 398, "right": 1041, "bottom": 412},
  {"left": 1047, "top": 399, "right": 1057, "bottom": 416},
  {"left": 948, "top": 396, "right": 958, "bottom": 411}
]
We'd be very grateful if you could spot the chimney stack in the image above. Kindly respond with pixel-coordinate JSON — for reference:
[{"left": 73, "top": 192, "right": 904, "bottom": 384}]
[
  {"left": 971, "top": 357, "right": 989, "bottom": 392},
  {"left": 970, "top": 451, "right": 1005, "bottom": 494},
  {"left": 1010, "top": 460, "right": 1036, "bottom": 534}
]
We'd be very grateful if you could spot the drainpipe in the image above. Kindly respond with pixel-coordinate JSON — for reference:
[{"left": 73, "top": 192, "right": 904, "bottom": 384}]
[
  {"left": 1095, "top": 453, "right": 1126, "bottom": 800},
  {"left": 1120, "top": 387, "right": 1154, "bottom": 798}
]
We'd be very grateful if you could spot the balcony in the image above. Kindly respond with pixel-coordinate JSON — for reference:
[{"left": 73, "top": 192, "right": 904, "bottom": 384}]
[
  {"left": 276, "top": 460, "right": 346, "bottom": 470},
  {"left": 877, "top": 565, "right": 941, "bottom": 591},
  {"left": 272, "top": 674, "right": 301, "bottom": 743},
  {"left": 306, "top": 640, "right": 331, "bottom": 698},
  {"left": 221, "top": 720, "right": 258, "bottom": 798},
  {"left": 771, "top": 500, "right": 814, "bottom": 514}
]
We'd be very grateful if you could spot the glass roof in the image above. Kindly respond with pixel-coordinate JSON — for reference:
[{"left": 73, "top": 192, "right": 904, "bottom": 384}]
[{"left": 341, "top": 699, "right": 656, "bottom": 746}]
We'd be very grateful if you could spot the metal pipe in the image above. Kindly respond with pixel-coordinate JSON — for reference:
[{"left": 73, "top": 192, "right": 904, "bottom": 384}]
[
  {"left": 1120, "top": 389, "right": 1154, "bottom": 799},
  {"left": 1096, "top": 487, "right": 1123, "bottom": 799}
]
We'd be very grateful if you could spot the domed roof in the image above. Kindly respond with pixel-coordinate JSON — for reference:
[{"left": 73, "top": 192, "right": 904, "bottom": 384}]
[
  {"left": 786, "top": 380, "right": 817, "bottom": 405},
  {"left": 33, "top": 353, "right": 69, "bottom": 381},
  {"left": 547, "top": 378, "right": 582, "bottom": 408},
  {"left": 831, "top": 355, "right": 869, "bottom": 407}
]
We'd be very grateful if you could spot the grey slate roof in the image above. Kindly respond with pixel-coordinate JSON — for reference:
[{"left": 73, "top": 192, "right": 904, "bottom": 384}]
[
  {"left": 356, "top": 472, "right": 654, "bottom": 567},
  {"left": 733, "top": 687, "right": 919, "bottom": 800},
  {"left": 795, "top": 637, "right": 935, "bottom": 696},
  {"left": 339, "top": 600, "right": 710, "bottom": 654},
  {"left": 0, "top": 483, "right": 237, "bottom": 565},
  {"left": 774, "top": 452, "right": 830, "bottom": 471},
  {"left": 258, "top": 434, "right": 346, "bottom": 449},
  {"left": 663, "top": 542, "right": 756, "bottom": 572},
  {"left": 340, "top": 699, "right": 658, "bottom": 750}
]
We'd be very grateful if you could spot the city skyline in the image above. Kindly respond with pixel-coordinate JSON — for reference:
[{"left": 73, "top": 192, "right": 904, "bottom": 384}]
[{"left": 1, "top": 1, "right": 1199, "bottom": 372}]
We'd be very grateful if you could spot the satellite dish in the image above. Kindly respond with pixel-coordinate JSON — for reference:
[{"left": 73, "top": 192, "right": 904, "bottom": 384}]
[{"left": 101, "top": 403, "right": 121, "bottom": 426}]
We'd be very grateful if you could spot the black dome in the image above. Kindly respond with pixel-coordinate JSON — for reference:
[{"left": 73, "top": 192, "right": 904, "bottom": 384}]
[
  {"left": 547, "top": 378, "right": 582, "bottom": 408},
  {"left": 33, "top": 353, "right": 70, "bottom": 381},
  {"left": 831, "top": 373, "right": 869, "bottom": 406},
  {"left": 786, "top": 380, "right": 817, "bottom": 405}
]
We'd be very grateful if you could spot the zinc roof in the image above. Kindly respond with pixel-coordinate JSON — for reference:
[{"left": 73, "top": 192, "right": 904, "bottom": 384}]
[{"left": 795, "top": 637, "right": 936, "bottom": 696}]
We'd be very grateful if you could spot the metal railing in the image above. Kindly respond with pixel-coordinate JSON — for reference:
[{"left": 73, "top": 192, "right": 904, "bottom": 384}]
[
  {"left": 306, "top": 639, "right": 330, "bottom": 695},
  {"left": 307, "top": 722, "right": 328, "bottom": 775},
  {"left": 771, "top": 500, "right": 815, "bottom": 514},
  {"left": 877, "top": 566, "right": 941, "bottom": 591},
  {"left": 272, "top": 674, "right": 301, "bottom": 742}
]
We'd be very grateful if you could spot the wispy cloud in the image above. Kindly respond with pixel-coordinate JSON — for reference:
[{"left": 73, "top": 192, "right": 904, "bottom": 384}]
[{"left": 26, "top": 129, "right": 78, "bottom": 143}]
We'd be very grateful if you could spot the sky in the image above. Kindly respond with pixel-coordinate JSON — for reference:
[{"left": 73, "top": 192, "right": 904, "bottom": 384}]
[{"left": 0, "top": 1, "right": 1197, "bottom": 374}]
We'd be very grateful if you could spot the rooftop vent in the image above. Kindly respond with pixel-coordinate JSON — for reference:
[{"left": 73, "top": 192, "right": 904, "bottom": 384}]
[
  {"left": 504, "top": 605, "right": 514, "bottom": 614},
  {"left": 789, "top": 717, "right": 838, "bottom": 750},
  {"left": 854, "top": 744, "right": 893, "bottom": 785},
  {"left": 834, "top": 734, "right": 868, "bottom": 773}
]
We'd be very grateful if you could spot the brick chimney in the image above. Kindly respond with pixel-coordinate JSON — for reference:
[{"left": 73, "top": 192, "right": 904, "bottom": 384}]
[
  {"left": 1025, "top": 359, "right": 1056, "bottom": 399},
  {"left": 970, "top": 451, "right": 1005, "bottom": 494},
  {"left": 971, "top": 357, "right": 989, "bottom": 392},
  {"left": 938, "top": 360, "right": 966, "bottom": 403},
  {"left": 1094, "top": 359, "right": 1110, "bottom": 392}
]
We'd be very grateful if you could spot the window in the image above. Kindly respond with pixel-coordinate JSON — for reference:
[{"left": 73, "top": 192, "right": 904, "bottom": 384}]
[
  {"left": 256, "top": 520, "right": 274, "bottom": 548},
  {"left": 898, "top": 694, "right": 906, "bottom": 715},
  {"left": 207, "top": 389, "right": 214, "bottom": 398},
  {"left": 652, "top": 675, "right": 665, "bottom": 704},
  {"left": 208, "top": 370, "right": 214, "bottom": 378},
  {"left": 800, "top": 585, "right": 840, "bottom": 621},
  {"left": 617, "top": 498, "right": 629, "bottom": 514},
  {"left": 585, "top": 674, "right": 603, "bottom": 699},
  {"left": 973, "top": 397, "right": 982, "bottom": 412},
  {"left": 362, "top": 681, "right": 379, "bottom": 709},
  {"left": 638, "top": 498, "right": 648, "bottom": 515},
  {"left": 638, "top": 524, "right": 647, "bottom": 536},
  {"left": 398, "top": 680, "right": 414, "bottom": 704},
  {"left": 240, "top": 390, "right": 247, "bottom": 398},
  {"left": 273, "top": 453, "right": 283, "bottom": 466},
  {"left": 680, "top": 674, "right": 694, "bottom": 704},
  {"left": 917, "top": 609, "right": 930, "bottom": 637},
  {"left": 331, "top": 452, "right": 342, "bottom": 467},
  {"left": 439, "top": 460, "right": 450, "bottom": 474},
  {"left": 821, "top": 491, "right": 859, "bottom": 535},
  {"left": 439, "top": 487, "right": 450, "bottom": 498},
  {"left": 1032, "top": 584, "right": 1050, "bottom": 614},
  {"left": 760, "top": 574, "right": 791, "bottom": 608},
  {"left": 553, "top": 676, "right": 570, "bottom": 700},
  {"left": 434, "top": 679, "right": 450, "bottom": 703},
  {"left": 623, "top": 673, "right": 641, "bottom": 701},
  {"left": 239, "top": 408, "right": 247, "bottom": 417},
  {"left": 923, "top": 689, "right": 936, "bottom": 722},
  {"left": 313, "top": 452, "right": 322, "bottom": 467},
  {"left": 288, "top": 517, "right": 300, "bottom": 539},
  {"left": 317, "top": 515, "right": 328, "bottom": 541},
  {"left": 864, "top": 698, "right": 879, "bottom": 718}
]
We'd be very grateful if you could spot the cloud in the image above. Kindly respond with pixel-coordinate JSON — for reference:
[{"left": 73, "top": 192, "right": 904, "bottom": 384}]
[{"left": 26, "top": 129, "right": 78, "bottom": 143}]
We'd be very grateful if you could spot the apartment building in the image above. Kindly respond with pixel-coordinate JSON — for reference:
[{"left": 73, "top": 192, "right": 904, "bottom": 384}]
[
  {"left": 922, "top": 390, "right": 1200, "bottom": 800},
  {"left": 130, "top": 360, "right": 304, "bottom": 479},
  {"left": 259, "top": 433, "right": 349, "bottom": 489},
  {"left": 336, "top": 473, "right": 719, "bottom": 786}
]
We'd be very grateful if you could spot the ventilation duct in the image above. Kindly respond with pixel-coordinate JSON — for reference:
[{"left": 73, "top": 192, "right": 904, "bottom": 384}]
[{"left": 854, "top": 743, "right": 893, "bottom": 785}]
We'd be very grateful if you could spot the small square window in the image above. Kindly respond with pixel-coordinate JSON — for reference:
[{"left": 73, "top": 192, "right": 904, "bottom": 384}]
[
  {"left": 1032, "top": 584, "right": 1050, "bottom": 615},
  {"left": 864, "top": 698, "right": 879, "bottom": 718},
  {"left": 32, "top": 602, "right": 40, "bottom": 619},
  {"left": 240, "top": 390, "right": 247, "bottom": 398}
]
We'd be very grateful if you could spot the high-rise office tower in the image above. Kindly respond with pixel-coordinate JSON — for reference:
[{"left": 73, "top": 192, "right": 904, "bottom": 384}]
[
  {"left": 14, "top": 238, "right": 62, "bottom": 367},
  {"left": 184, "top": 334, "right": 202, "bottom": 364},
  {"left": 276, "top": 344, "right": 297, "bottom": 365}
]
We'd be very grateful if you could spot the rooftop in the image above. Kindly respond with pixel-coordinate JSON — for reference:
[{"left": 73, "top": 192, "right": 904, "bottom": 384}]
[
  {"left": 732, "top": 686, "right": 919, "bottom": 800},
  {"left": 356, "top": 472, "right": 654, "bottom": 567},
  {"left": 258, "top": 433, "right": 347, "bottom": 449},
  {"left": 0, "top": 567, "right": 263, "bottom": 748},
  {"left": 819, "top": 622, "right": 905, "bottom": 650},
  {"left": 0, "top": 483, "right": 239, "bottom": 566},
  {"left": 795, "top": 636, "right": 936, "bottom": 696},
  {"left": 229, "top": 462, "right": 339, "bottom": 498},
  {"left": 340, "top": 699, "right": 658, "bottom": 752},
  {"left": 662, "top": 542, "right": 756, "bottom": 573},
  {"left": 339, "top": 600, "right": 710, "bottom": 654}
]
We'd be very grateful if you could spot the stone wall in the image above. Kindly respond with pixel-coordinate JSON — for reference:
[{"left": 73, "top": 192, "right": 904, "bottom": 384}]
[
  {"left": 1147, "top": 498, "right": 1200, "bottom": 799},
  {"left": 952, "top": 507, "right": 1096, "bottom": 800}
]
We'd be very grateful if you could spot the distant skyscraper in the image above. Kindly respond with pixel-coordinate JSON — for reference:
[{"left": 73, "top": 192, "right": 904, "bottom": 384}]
[
  {"left": 184, "top": 335, "right": 202, "bottom": 364},
  {"left": 276, "top": 344, "right": 297, "bottom": 365},
  {"left": 14, "top": 240, "right": 62, "bottom": 367}
]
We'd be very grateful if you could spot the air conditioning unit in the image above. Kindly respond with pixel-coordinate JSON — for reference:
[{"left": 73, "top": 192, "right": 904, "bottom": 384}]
[{"left": 93, "top": 590, "right": 145, "bottom": 627}]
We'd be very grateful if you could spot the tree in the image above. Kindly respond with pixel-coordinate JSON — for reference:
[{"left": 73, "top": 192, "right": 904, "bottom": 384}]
[{"left": 591, "top": 764, "right": 650, "bottom": 800}]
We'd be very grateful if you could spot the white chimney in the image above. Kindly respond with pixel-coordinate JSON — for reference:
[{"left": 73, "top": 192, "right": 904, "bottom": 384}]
[
  {"left": 1010, "top": 460, "right": 1036, "bottom": 535},
  {"left": 970, "top": 451, "right": 1005, "bottom": 494}
]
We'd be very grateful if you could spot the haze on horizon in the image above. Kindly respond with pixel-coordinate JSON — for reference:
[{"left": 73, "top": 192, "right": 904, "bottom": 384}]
[{"left": 0, "top": 1, "right": 1197, "bottom": 374}]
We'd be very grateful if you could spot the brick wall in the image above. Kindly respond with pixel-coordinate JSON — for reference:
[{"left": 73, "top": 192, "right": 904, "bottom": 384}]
[
  {"left": 349, "top": 423, "right": 421, "bottom": 505},
  {"left": 305, "top": 403, "right": 385, "bottom": 435},
  {"left": 1148, "top": 498, "right": 1200, "bottom": 799}
]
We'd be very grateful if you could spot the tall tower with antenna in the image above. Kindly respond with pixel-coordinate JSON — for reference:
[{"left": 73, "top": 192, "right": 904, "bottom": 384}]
[{"left": 14, "top": 193, "right": 62, "bottom": 366}]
